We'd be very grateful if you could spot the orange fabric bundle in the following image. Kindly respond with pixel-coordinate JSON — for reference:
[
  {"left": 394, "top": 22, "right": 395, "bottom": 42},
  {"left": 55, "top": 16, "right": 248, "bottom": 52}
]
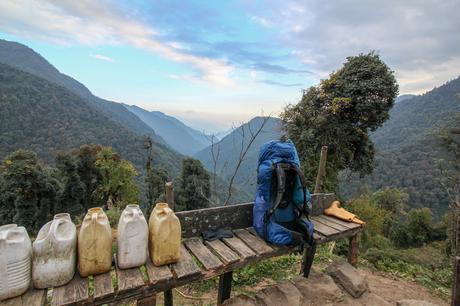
[{"left": 324, "top": 201, "right": 365, "bottom": 225}]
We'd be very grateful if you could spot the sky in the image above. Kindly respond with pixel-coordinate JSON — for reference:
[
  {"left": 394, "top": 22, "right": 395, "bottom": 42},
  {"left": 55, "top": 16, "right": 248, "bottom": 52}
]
[{"left": 0, "top": 0, "right": 459, "bottom": 132}]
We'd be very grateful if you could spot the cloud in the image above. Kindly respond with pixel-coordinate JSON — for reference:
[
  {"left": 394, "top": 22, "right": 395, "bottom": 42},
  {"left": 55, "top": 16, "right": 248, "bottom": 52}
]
[
  {"left": 90, "top": 53, "right": 114, "bottom": 62},
  {"left": 259, "top": 80, "right": 303, "bottom": 87},
  {"left": 0, "top": 0, "right": 234, "bottom": 86},
  {"left": 247, "top": 0, "right": 460, "bottom": 93},
  {"left": 250, "top": 16, "right": 273, "bottom": 28}
]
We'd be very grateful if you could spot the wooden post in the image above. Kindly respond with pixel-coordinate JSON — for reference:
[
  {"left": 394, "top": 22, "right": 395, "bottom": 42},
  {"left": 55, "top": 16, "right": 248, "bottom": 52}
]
[
  {"left": 166, "top": 181, "right": 174, "bottom": 210},
  {"left": 452, "top": 182, "right": 460, "bottom": 305},
  {"left": 314, "top": 146, "right": 328, "bottom": 193},
  {"left": 347, "top": 234, "right": 359, "bottom": 267},
  {"left": 217, "top": 271, "right": 233, "bottom": 305},
  {"left": 164, "top": 181, "right": 174, "bottom": 306},
  {"left": 453, "top": 256, "right": 460, "bottom": 306}
]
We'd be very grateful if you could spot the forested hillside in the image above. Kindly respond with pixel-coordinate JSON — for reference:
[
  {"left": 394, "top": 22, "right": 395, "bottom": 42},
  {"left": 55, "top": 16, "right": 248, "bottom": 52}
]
[
  {"left": 0, "top": 63, "right": 182, "bottom": 175},
  {"left": 195, "top": 117, "right": 283, "bottom": 196},
  {"left": 125, "top": 105, "right": 211, "bottom": 156},
  {"left": 0, "top": 39, "right": 169, "bottom": 148},
  {"left": 340, "top": 77, "right": 460, "bottom": 217}
]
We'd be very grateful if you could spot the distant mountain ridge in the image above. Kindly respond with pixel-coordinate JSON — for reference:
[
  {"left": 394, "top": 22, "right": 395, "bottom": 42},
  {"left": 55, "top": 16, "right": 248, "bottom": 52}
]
[
  {"left": 0, "top": 39, "right": 169, "bottom": 148},
  {"left": 195, "top": 117, "right": 283, "bottom": 197},
  {"left": 0, "top": 39, "right": 183, "bottom": 175},
  {"left": 125, "top": 104, "right": 211, "bottom": 156},
  {"left": 0, "top": 62, "right": 182, "bottom": 175},
  {"left": 341, "top": 76, "right": 460, "bottom": 217}
]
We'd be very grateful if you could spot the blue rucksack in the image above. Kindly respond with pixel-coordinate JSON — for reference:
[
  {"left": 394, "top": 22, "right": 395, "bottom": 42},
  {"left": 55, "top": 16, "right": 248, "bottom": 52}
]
[{"left": 253, "top": 140, "right": 315, "bottom": 249}]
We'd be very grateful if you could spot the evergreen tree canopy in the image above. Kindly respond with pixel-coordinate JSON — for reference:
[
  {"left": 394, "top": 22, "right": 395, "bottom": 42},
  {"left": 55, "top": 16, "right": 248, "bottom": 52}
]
[
  {"left": 176, "top": 158, "right": 210, "bottom": 211},
  {"left": 282, "top": 52, "right": 398, "bottom": 190},
  {"left": 0, "top": 150, "right": 57, "bottom": 232}
]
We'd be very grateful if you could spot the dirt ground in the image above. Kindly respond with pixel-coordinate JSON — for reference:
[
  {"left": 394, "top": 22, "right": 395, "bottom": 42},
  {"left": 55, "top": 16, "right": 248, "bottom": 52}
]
[{"left": 150, "top": 267, "right": 448, "bottom": 306}]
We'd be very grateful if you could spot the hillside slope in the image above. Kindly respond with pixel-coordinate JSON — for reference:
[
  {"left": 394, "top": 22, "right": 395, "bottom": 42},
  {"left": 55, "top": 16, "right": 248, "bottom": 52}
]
[
  {"left": 195, "top": 117, "right": 283, "bottom": 196},
  {"left": 125, "top": 105, "right": 211, "bottom": 155},
  {"left": 0, "top": 63, "right": 182, "bottom": 175},
  {"left": 340, "top": 77, "right": 460, "bottom": 217},
  {"left": 0, "top": 39, "right": 169, "bottom": 148}
]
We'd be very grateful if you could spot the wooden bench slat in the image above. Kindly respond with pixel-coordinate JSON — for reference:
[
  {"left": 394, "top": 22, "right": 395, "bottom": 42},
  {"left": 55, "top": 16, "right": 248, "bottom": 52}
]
[
  {"left": 311, "top": 219, "right": 341, "bottom": 237},
  {"left": 145, "top": 260, "right": 173, "bottom": 285},
  {"left": 222, "top": 236, "right": 256, "bottom": 259},
  {"left": 21, "top": 288, "right": 46, "bottom": 306},
  {"left": 52, "top": 272, "right": 88, "bottom": 306},
  {"left": 314, "top": 216, "right": 351, "bottom": 232},
  {"left": 1, "top": 288, "right": 46, "bottom": 306},
  {"left": 115, "top": 263, "right": 145, "bottom": 293},
  {"left": 316, "top": 215, "right": 362, "bottom": 230},
  {"left": 233, "top": 229, "right": 273, "bottom": 255},
  {"left": 1, "top": 296, "right": 22, "bottom": 306},
  {"left": 93, "top": 271, "right": 114, "bottom": 300},
  {"left": 184, "top": 238, "right": 224, "bottom": 271},
  {"left": 171, "top": 244, "right": 202, "bottom": 279},
  {"left": 205, "top": 239, "right": 240, "bottom": 264}
]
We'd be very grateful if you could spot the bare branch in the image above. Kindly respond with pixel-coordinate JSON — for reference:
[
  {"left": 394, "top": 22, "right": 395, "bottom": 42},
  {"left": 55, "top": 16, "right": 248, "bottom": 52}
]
[{"left": 224, "top": 116, "right": 271, "bottom": 205}]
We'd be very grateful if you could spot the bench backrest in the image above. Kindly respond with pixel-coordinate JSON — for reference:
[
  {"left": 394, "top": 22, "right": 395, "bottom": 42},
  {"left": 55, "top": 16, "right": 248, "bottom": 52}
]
[{"left": 175, "top": 193, "right": 335, "bottom": 238}]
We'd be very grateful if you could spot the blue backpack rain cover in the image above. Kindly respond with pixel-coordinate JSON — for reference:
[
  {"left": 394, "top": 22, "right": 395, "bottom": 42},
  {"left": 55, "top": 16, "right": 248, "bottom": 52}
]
[{"left": 253, "top": 139, "right": 314, "bottom": 245}]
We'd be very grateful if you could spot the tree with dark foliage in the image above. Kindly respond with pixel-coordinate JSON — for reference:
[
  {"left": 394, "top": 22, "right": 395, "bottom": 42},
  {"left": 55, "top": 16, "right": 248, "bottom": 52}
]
[
  {"left": 282, "top": 52, "right": 398, "bottom": 191},
  {"left": 176, "top": 158, "right": 210, "bottom": 211}
]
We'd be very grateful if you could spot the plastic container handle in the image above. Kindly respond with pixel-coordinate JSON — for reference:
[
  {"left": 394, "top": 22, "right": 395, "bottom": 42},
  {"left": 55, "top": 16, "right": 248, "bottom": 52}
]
[
  {"left": 49, "top": 218, "right": 62, "bottom": 239},
  {"left": 92, "top": 212, "right": 98, "bottom": 223},
  {"left": 132, "top": 208, "right": 139, "bottom": 219}
]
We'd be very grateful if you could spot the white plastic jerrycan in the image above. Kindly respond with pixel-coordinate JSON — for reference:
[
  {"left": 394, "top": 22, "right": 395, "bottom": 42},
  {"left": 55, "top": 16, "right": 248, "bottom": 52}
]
[
  {"left": 117, "top": 204, "right": 149, "bottom": 269},
  {"left": 0, "top": 224, "right": 32, "bottom": 301},
  {"left": 32, "top": 213, "right": 77, "bottom": 288},
  {"left": 149, "top": 203, "right": 181, "bottom": 266}
]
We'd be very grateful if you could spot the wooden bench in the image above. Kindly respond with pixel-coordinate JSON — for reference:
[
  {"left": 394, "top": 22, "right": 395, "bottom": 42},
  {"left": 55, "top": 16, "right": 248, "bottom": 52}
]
[{"left": 0, "top": 193, "right": 363, "bottom": 306}]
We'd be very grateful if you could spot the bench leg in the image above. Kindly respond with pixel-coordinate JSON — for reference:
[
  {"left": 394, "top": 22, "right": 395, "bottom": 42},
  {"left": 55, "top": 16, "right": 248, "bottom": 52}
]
[
  {"left": 301, "top": 242, "right": 316, "bottom": 278},
  {"left": 348, "top": 234, "right": 359, "bottom": 267},
  {"left": 217, "top": 271, "right": 233, "bottom": 305},
  {"left": 137, "top": 294, "right": 156, "bottom": 306},
  {"left": 164, "top": 289, "right": 173, "bottom": 306}
]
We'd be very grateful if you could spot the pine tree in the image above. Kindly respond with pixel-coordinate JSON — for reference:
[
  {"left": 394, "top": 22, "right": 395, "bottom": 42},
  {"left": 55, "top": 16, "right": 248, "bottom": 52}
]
[{"left": 176, "top": 158, "right": 210, "bottom": 211}]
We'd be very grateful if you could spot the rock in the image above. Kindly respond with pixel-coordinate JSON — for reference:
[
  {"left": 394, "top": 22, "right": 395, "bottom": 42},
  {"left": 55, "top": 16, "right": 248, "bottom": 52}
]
[
  {"left": 255, "top": 281, "right": 303, "bottom": 306},
  {"left": 397, "top": 299, "right": 439, "bottom": 306},
  {"left": 327, "top": 261, "right": 368, "bottom": 298},
  {"left": 222, "top": 294, "right": 262, "bottom": 306},
  {"left": 292, "top": 269, "right": 344, "bottom": 305}
]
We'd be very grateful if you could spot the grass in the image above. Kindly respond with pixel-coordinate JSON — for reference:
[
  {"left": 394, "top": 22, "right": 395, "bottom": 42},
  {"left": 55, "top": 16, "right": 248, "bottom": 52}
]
[{"left": 360, "top": 241, "right": 452, "bottom": 299}]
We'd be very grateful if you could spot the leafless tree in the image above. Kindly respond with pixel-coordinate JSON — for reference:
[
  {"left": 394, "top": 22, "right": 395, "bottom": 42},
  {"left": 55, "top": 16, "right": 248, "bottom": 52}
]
[{"left": 204, "top": 116, "right": 271, "bottom": 206}]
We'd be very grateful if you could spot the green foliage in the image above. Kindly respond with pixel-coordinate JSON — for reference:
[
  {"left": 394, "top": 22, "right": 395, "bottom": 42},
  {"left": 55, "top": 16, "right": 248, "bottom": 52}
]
[
  {"left": 347, "top": 193, "right": 386, "bottom": 236},
  {"left": 372, "top": 187, "right": 408, "bottom": 214},
  {"left": 56, "top": 153, "right": 86, "bottom": 217},
  {"left": 105, "top": 207, "right": 122, "bottom": 228},
  {"left": 362, "top": 241, "right": 452, "bottom": 299},
  {"left": 0, "top": 146, "right": 140, "bottom": 233},
  {"left": 282, "top": 52, "right": 398, "bottom": 191},
  {"left": 0, "top": 150, "right": 57, "bottom": 232},
  {"left": 341, "top": 78, "right": 460, "bottom": 218},
  {"left": 406, "top": 208, "right": 434, "bottom": 246},
  {"left": 93, "top": 147, "right": 139, "bottom": 208},
  {"left": 0, "top": 62, "right": 182, "bottom": 178},
  {"left": 144, "top": 135, "right": 169, "bottom": 214},
  {"left": 175, "top": 158, "right": 210, "bottom": 211}
]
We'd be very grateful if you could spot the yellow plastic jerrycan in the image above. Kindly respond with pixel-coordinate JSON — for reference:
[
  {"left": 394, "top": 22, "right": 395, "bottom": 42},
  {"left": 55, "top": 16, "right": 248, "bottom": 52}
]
[
  {"left": 32, "top": 213, "right": 77, "bottom": 288},
  {"left": 148, "top": 203, "right": 181, "bottom": 266},
  {"left": 117, "top": 204, "right": 149, "bottom": 269},
  {"left": 78, "top": 207, "right": 112, "bottom": 277},
  {"left": 0, "top": 224, "right": 32, "bottom": 301}
]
